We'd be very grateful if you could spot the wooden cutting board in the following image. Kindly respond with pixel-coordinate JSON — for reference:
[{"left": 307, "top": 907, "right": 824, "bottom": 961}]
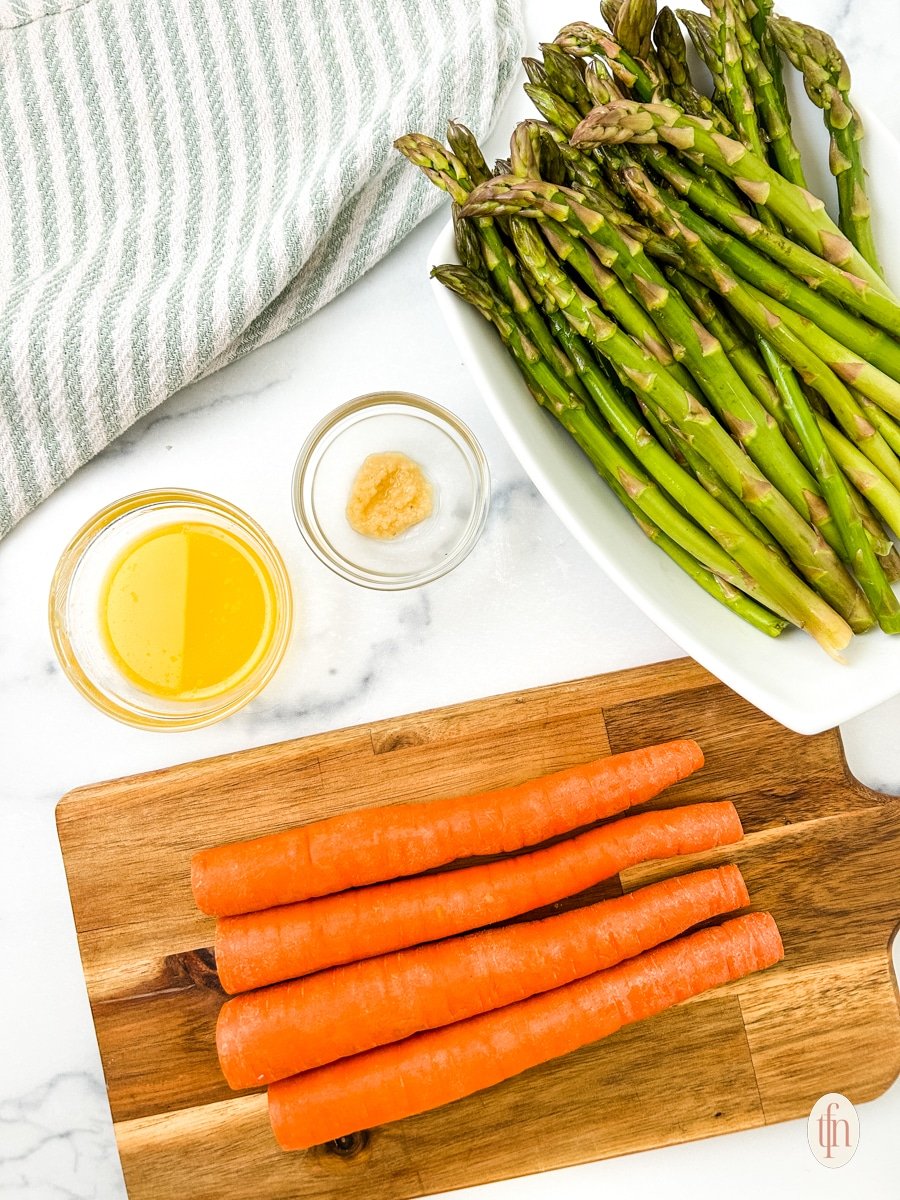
[{"left": 56, "top": 658, "right": 900, "bottom": 1200}]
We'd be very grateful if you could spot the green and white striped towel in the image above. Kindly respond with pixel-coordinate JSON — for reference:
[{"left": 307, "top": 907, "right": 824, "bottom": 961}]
[{"left": 0, "top": 0, "right": 522, "bottom": 536}]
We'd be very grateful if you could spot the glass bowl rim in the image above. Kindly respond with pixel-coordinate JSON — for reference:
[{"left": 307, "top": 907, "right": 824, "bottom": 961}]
[
  {"left": 48, "top": 487, "right": 293, "bottom": 730},
  {"left": 291, "top": 391, "right": 491, "bottom": 590}
]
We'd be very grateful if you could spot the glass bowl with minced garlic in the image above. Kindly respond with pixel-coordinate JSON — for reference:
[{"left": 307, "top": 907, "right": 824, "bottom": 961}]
[{"left": 292, "top": 392, "right": 490, "bottom": 590}]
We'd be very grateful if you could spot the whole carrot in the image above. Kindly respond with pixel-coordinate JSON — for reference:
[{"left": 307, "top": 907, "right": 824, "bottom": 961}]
[
  {"left": 215, "top": 801, "right": 742, "bottom": 992},
  {"left": 217, "top": 865, "right": 748, "bottom": 1088},
  {"left": 268, "top": 911, "right": 784, "bottom": 1150},
  {"left": 192, "top": 739, "right": 704, "bottom": 917}
]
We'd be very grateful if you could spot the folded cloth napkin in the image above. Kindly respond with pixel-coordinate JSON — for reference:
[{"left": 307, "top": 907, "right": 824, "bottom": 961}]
[{"left": 0, "top": 0, "right": 522, "bottom": 536}]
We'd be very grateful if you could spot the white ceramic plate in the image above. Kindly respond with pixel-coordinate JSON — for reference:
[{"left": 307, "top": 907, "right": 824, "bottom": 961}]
[{"left": 427, "top": 91, "right": 900, "bottom": 734}]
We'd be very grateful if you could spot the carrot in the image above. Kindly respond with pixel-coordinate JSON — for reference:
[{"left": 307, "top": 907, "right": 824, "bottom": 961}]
[
  {"left": 192, "top": 739, "right": 704, "bottom": 917},
  {"left": 217, "top": 865, "right": 748, "bottom": 1089},
  {"left": 268, "top": 911, "right": 783, "bottom": 1150},
  {"left": 216, "top": 800, "right": 742, "bottom": 992}
]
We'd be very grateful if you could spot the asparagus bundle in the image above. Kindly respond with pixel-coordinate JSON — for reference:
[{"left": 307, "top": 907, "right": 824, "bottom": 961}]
[
  {"left": 395, "top": 0, "right": 900, "bottom": 657},
  {"left": 769, "top": 14, "right": 883, "bottom": 276}
]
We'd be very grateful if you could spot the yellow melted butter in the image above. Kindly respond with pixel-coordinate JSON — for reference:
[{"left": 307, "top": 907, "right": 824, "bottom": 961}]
[{"left": 100, "top": 522, "right": 276, "bottom": 700}]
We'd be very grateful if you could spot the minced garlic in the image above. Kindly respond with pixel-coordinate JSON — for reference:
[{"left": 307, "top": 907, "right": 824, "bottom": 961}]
[{"left": 346, "top": 451, "right": 433, "bottom": 540}]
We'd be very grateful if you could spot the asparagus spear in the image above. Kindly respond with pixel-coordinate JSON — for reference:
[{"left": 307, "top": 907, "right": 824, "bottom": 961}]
[
  {"left": 740, "top": 0, "right": 789, "bottom": 126},
  {"left": 550, "top": 308, "right": 788, "bottom": 633},
  {"left": 585, "top": 52, "right": 628, "bottom": 101},
  {"left": 434, "top": 262, "right": 787, "bottom": 629},
  {"left": 677, "top": 8, "right": 728, "bottom": 109},
  {"left": 670, "top": 275, "right": 897, "bottom": 566},
  {"left": 705, "top": 0, "right": 760, "bottom": 153},
  {"left": 633, "top": 384, "right": 789, "bottom": 557},
  {"left": 541, "top": 40, "right": 719, "bottom": 217},
  {"left": 555, "top": 21, "right": 663, "bottom": 101},
  {"left": 557, "top": 10, "right": 740, "bottom": 193},
  {"left": 653, "top": 7, "right": 733, "bottom": 131},
  {"left": 469, "top": 260, "right": 793, "bottom": 631},
  {"left": 463, "top": 174, "right": 852, "bottom": 562},
  {"left": 621, "top": 166, "right": 900, "bottom": 504},
  {"left": 534, "top": 122, "right": 652, "bottom": 235},
  {"left": 880, "top": 548, "right": 900, "bottom": 584},
  {"left": 672, "top": 269, "right": 900, "bottom": 578},
  {"left": 820, "top": 417, "right": 900, "bottom": 538},
  {"left": 539, "top": 43, "right": 594, "bottom": 115},
  {"left": 438, "top": 259, "right": 854, "bottom": 651},
  {"left": 526, "top": 75, "right": 694, "bottom": 235},
  {"left": 548, "top": 305, "right": 759, "bottom": 544},
  {"left": 703, "top": 0, "right": 813, "bottom": 448},
  {"left": 446, "top": 121, "right": 490, "bottom": 185},
  {"left": 673, "top": 269, "right": 900, "bottom": 572},
  {"left": 503, "top": 158, "right": 898, "bottom": 579},
  {"left": 856, "top": 394, "right": 900, "bottom": 460},
  {"left": 639, "top": 148, "right": 900, "bottom": 336},
  {"left": 769, "top": 15, "right": 883, "bottom": 277},
  {"left": 549, "top": 304, "right": 691, "bottom": 472},
  {"left": 522, "top": 56, "right": 551, "bottom": 90},
  {"left": 538, "top": 116, "right": 603, "bottom": 176},
  {"left": 532, "top": 176, "right": 894, "bottom": 631},
  {"left": 524, "top": 82, "right": 584, "bottom": 137},
  {"left": 600, "top": 0, "right": 625, "bottom": 31},
  {"left": 731, "top": 1, "right": 806, "bottom": 185},
  {"left": 461, "top": 193, "right": 870, "bottom": 629},
  {"left": 395, "top": 132, "right": 590, "bottom": 403},
  {"left": 611, "top": 472, "right": 788, "bottom": 634},
  {"left": 509, "top": 121, "right": 566, "bottom": 185},
  {"left": 631, "top": 150, "right": 900, "bottom": 382},
  {"left": 754, "top": 336, "right": 900, "bottom": 631},
  {"left": 574, "top": 425, "right": 789, "bottom": 622},
  {"left": 770, "top": 301, "right": 900, "bottom": 425},
  {"left": 703, "top": 0, "right": 801, "bottom": 185},
  {"left": 451, "top": 205, "right": 483, "bottom": 273},
  {"left": 536, "top": 218, "right": 686, "bottom": 370},
  {"left": 651, "top": 7, "right": 689, "bottom": 92},
  {"left": 583, "top": 51, "right": 743, "bottom": 208},
  {"left": 611, "top": 0, "right": 658, "bottom": 63},
  {"left": 554, "top": 182, "right": 687, "bottom": 267},
  {"left": 668, "top": 266, "right": 836, "bottom": 492},
  {"left": 667, "top": 267, "right": 785, "bottom": 424},
  {"left": 677, "top": 8, "right": 719, "bottom": 73},
  {"left": 525, "top": 166, "right": 897, "bottom": 609},
  {"left": 701, "top": 0, "right": 873, "bottom": 584},
  {"left": 570, "top": 100, "right": 892, "bottom": 295}
]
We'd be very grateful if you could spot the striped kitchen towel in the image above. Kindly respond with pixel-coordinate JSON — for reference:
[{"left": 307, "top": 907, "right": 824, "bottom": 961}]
[{"left": 0, "top": 0, "right": 522, "bottom": 536}]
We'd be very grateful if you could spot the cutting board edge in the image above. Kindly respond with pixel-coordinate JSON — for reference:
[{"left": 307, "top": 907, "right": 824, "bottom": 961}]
[
  {"left": 53, "top": 657, "right": 721, "bottom": 823},
  {"left": 113, "top": 1107, "right": 763, "bottom": 1199},
  {"left": 109, "top": 1056, "right": 900, "bottom": 1200}
]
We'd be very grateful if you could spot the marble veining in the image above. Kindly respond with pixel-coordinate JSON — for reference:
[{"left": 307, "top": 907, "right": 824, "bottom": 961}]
[
  {"left": 0, "top": 1075, "right": 126, "bottom": 1199},
  {"left": 2, "top": 2, "right": 899, "bottom": 1197}
]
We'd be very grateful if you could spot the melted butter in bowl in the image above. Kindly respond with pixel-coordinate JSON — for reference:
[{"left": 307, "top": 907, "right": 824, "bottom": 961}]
[
  {"left": 100, "top": 521, "right": 277, "bottom": 701},
  {"left": 50, "top": 489, "right": 292, "bottom": 729}
]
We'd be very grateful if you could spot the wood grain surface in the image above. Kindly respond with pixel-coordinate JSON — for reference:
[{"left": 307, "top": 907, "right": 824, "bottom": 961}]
[{"left": 56, "top": 658, "right": 900, "bottom": 1199}]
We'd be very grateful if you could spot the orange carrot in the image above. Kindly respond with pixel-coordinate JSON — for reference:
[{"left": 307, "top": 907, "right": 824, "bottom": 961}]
[
  {"left": 216, "top": 801, "right": 741, "bottom": 992},
  {"left": 217, "top": 865, "right": 748, "bottom": 1089},
  {"left": 192, "top": 740, "right": 704, "bottom": 916},
  {"left": 268, "top": 911, "right": 783, "bottom": 1150}
]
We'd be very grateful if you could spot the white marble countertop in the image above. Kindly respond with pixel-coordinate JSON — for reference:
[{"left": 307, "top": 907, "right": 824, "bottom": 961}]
[{"left": 2, "top": 1, "right": 900, "bottom": 1196}]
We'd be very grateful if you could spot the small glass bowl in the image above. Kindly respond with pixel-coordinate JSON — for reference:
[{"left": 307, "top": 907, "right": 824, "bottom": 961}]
[
  {"left": 49, "top": 489, "right": 293, "bottom": 730},
  {"left": 292, "top": 392, "right": 490, "bottom": 590}
]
